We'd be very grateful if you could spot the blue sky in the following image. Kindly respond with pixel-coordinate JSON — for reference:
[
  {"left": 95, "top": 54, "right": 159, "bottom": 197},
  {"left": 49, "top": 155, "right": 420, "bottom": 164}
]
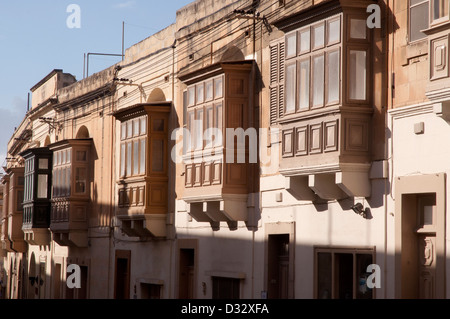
[{"left": 0, "top": 0, "right": 193, "bottom": 170}]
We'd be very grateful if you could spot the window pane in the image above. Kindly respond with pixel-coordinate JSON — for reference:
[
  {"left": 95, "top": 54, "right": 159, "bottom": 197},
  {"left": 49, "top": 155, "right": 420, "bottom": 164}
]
[
  {"left": 140, "top": 117, "right": 147, "bottom": 135},
  {"left": 67, "top": 149, "right": 72, "bottom": 164},
  {"left": 336, "top": 253, "right": 353, "bottom": 299},
  {"left": 328, "top": 18, "right": 341, "bottom": 44},
  {"left": 205, "top": 107, "right": 214, "bottom": 148},
  {"left": 127, "top": 143, "right": 132, "bottom": 176},
  {"left": 133, "top": 119, "right": 140, "bottom": 137},
  {"left": 205, "top": 80, "right": 213, "bottom": 101},
  {"left": 196, "top": 109, "right": 204, "bottom": 150},
  {"left": 188, "top": 86, "right": 195, "bottom": 106},
  {"left": 127, "top": 121, "right": 133, "bottom": 139},
  {"left": 349, "top": 50, "right": 367, "bottom": 100},
  {"left": 61, "top": 167, "right": 66, "bottom": 196},
  {"left": 356, "top": 254, "right": 374, "bottom": 299},
  {"left": 39, "top": 158, "right": 48, "bottom": 170},
  {"left": 214, "top": 104, "right": 223, "bottom": 147},
  {"left": 37, "top": 174, "right": 48, "bottom": 199},
  {"left": 120, "top": 143, "right": 126, "bottom": 177},
  {"left": 75, "top": 167, "right": 87, "bottom": 194},
  {"left": 215, "top": 77, "right": 223, "bottom": 98},
  {"left": 433, "top": 0, "right": 449, "bottom": 20},
  {"left": 67, "top": 167, "right": 71, "bottom": 195},
  {"left": 299, "top": 28, "right": 310, "bottom": 54},
  {"left": 317, "top": 253, "right": 332, "bottom": 299},
  {"left": 350, "top": 19, "right": 367, "bottom": 39},
  {"left": 410, "top": 3, "right": 429, "bottom": 42},
  {"left": 140, "top": 139, "right": 146, "bottom": 175},
  {"left": 313, "top": 24, "right": 325, "bottom": 49},
  {"left": 133, "top": 141, "right": 139, "bottom": 175},
  {"left": 299, "top": 59, "right": 310, "bottom": 110},
  {"left": 152, "top": 140, "right": 164, "bottom": 172},
  {"left": 121, "top": 123, "right": 127, "bottom": 140},
  {"left": 186, "top": 112, "right": 195, "bottom": 152},
  {"left": 327, "top": 50, "right": 340, "bottom": 104},
  {"left": 313, "top": 55, "right": 325, "bottom": 107},
  {"left": 197, "top": 84, "right": 204, "bottom": 104},
  {"left": 285, "top": 63, "right": 296, "bottom": 113},
  {"left": 286, "top": 32, "right": 297, "bottom": 57}
]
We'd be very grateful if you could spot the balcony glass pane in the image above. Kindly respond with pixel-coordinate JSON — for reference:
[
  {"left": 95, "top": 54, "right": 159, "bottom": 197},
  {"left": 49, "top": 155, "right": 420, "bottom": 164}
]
[
  {"left": 140, "top": 116, "right": 147, "bottom": 135},
  {"left": 327, "top": 50, "right": 340, "bottom": 104},
  {"left": 285, "top": 63, "right": 296, "bottom": 113},
  {"left": 299, "top": 59, "right": 310, "bottom": 110},
  {"left": 215, "top": 77, "right": 223, "bottom": 98},
  {"left": 39, "top": 158, "right": 48, "bottom": 170},
  {"left": 313, "top": 54, "right": 325, "bottom": 107},
  {"left": 299, "top": 28, "right": 310, "bottom": 54},
  {"left": 188, "top": 86, "right": 196, "bottom": 106},
  {"left": 133, "top": 140, "right": 139, "bottom": 176},
  {"left": 197, "top": 83, "right": 204, "bottom": 104},
  {"left": 286, "top": 32, "right": 297, "bottom": 57},
  {"left": 328, "top": 18, "right": 341, "bottom": 44},
  {"left": 350, "top": 19, "right": 367, "bottom": 40},
  {"left": 127, "top": 143, "right": 132, "bottom": 176},
  {"left": 140, "top": 139, "right": 146, "bottom": 175},
  {"left": 313, "top": 24, "right": 325, "bottom": 49},
  {"left": 195, "top": 109, "right": 204, "bottom": 150},
  {"left": 120, "top": 143, "right": 126, "bottom": 177},
  {"left": 37, "top": 174, "right": 48, "bottom": 199},
  {"left": 349, "top": 50, "right": 367, "bottom": 100},
  {"left": 75, "top": 167, "right": 87, "bottom": 194},
  {"left": 214, "top": 103, "right": 223, "bottom": 147},
  {"left": 205, "top": 80, "right": 213, "bottom": 101}
]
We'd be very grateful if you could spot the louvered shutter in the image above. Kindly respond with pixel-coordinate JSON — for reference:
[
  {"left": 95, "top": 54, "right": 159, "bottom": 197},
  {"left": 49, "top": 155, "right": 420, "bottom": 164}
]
[{"left": 269, "top": 41, "right": 285, "bottom": 125}]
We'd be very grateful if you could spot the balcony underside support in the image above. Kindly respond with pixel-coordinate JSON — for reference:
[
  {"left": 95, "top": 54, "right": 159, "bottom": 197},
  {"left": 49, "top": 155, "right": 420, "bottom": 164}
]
[
  {"left": 23, "top": 229, "right": 50, "bottom": 246},
  {"left": 285, "top": 176, "right": 317, "bottom": 201},
  {"left": 120, "top": 214, "right": 167, "bottom": 239},
  {"left": 309, "top": 174, "right": 348, "bottom": 201},
  {"left": 186, "top": 195, "right": 248, "bottom": 230},
  {"left": 52, "top": 231, "right": 88, "bottom": 248}
]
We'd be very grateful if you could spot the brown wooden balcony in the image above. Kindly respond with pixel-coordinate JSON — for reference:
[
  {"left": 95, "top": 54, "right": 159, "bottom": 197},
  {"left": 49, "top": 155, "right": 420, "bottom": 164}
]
[
  {"left": 49, "top": 139, "right": 92, "bottom": 247},
  {"left": 114, "top": 102, "right": 171, "bottom": 239},
  {"left": 20, "top": 147, "right": 53, "bottom": 246},
  {"left": 2, "top": 167, "right": 27, "bottom": 253},
  {"left": 179, "top": 61, "right": 258, "bottom": 229}
]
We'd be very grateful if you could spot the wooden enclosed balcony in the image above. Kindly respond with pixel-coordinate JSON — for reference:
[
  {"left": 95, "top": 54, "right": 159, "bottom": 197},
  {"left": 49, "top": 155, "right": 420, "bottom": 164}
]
[
  {"left": 49, "top": 139, "right": 92, "bottom": 247},
  {"left": 180, "top": 61, "right": 257, "bottom": 228},
  {"left": 114, "top": 102, "right": 171, "bottom": 239},
  {"left": 272, "top": 1, "right": 376, "bottom": 201},
  {"left": 2, "top": 167, "right": 27, "bottom": 252},
  {"left": 20, "top": 147, "right": 53, "bottom": 246}
]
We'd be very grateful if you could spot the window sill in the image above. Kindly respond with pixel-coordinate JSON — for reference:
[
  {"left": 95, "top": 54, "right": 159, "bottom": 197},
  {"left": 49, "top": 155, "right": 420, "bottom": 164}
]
[{"left": 422, "top": 20, "right": 450, "bottom": 36}]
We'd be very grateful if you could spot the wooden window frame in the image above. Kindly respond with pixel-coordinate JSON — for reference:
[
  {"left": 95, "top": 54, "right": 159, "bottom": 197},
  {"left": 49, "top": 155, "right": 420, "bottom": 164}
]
[
  {"left": 119, "top": 115, "right": 148, "bottom": 178},
  {"left": 408, "top": 0, "right": 429, "bottom": 43},
  {"left": 185, "top": 77, "right": 225, "bottom": 155},
  {"left": 314, "top": 247, "right": 376, "bottom": 300},
  {"left": 283, "top": 14, "right": 342, "bottom": 115},
  {"left": 431, "top": 0, "right": 449, "bottom": 25}
]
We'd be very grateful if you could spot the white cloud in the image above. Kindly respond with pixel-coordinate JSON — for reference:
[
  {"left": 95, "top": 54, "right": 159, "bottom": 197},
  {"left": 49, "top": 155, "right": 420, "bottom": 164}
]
[{"left": 113, "top": 1, "right": 136, "bottom": 9}]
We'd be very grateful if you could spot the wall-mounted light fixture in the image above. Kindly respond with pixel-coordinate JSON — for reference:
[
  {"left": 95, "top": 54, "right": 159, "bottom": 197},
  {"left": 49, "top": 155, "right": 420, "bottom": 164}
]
[{"left": 351, "top": 203, "right": 370, "bottom": 219}]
